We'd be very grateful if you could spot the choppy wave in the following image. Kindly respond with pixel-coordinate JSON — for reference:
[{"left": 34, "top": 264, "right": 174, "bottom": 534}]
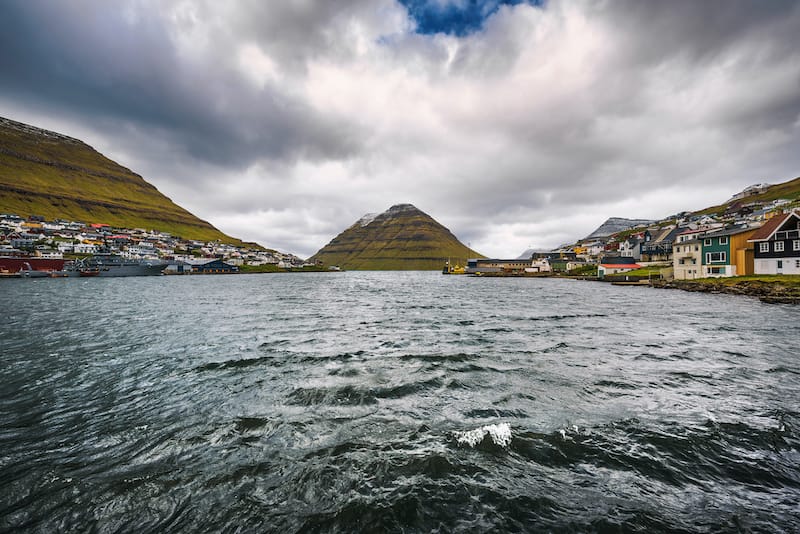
[
  {"left": 2, "top": 272, "right": 799, "bottom": 532},
  {"left": 454, "top": 423, "right": 512, "bottom": 448}
]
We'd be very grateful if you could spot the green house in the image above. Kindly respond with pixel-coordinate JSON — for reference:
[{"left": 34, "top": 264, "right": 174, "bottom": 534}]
[{"left": 700, "top": 226, "right": 756, "bottom": 277}]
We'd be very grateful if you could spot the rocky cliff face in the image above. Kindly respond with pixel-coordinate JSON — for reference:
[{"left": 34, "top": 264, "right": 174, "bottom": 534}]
[
  {"left": 309, "top": 204, "right": 482, "bottom": 270},
  {"left": 0, "top": 116, "right": 239, "bottom": 243},
  {"left": 585, "top": 217, "right": 655, "bottom": 239}
]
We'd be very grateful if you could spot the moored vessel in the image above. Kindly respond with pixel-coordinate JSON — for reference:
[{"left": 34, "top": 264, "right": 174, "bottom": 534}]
[{"left": 77, "top": 254, "right": 168, "bottom": 277}]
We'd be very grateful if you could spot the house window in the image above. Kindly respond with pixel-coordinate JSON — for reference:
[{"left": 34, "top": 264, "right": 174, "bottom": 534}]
[
  {"left": 704, "top": 239, "right": 711, "bottom": 246},
  {"left": 777, "top": 260, "right": 783, "bottom": 269},
  {"left": 710, "top": 266, "right": 724, "bottom": 274},
  {"left": 719, "top": 237, "right": 728, "bottom": 245},
  {"left": 695, "top": 245, "right": 699, "bottom": 251},
  {"left": 794, "top": 240, "right": 800, "bottom": 251},
  {"left": 796, "top": 260, "right": 800, "bottom": 268},
  {"left": 759, "top": 242, "right": 769, "bottom": 253},
  {"left": 775, "top": 241, "right": 784, "bottom": 252},
  {"left": 706, "top": 251, "right": 726, "bottom": 263}
]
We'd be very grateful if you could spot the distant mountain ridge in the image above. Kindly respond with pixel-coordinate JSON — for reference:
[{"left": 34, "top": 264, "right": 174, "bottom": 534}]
[
  {"left": 0, "top": 116, "right": 241, "bottom": 244},
  {"left": 585, "top": 217, "right": 655, "bottom": 239},
  {"left": 309, "top": 203, "right": 482, "bottom": 270}
]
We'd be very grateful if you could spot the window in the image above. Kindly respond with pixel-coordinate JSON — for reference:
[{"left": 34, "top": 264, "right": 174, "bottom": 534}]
[
  {"left": 719, "top": 237, "right": 728, "bottom": 245},
  {"left": 760, "top": 242, "right": 769, "bottom": 253},
  {"left": 695, "top": 245, "right": 699, "bottom": 251},
  {"left": 775, "top": 241, "right": 784, "bottom": 252},
  {"left": 794, "top": 240, "right": 800, "bottom": 251},
  {"left": 796, "top": 260, "right": 800, "bottom": 268},
  {"left": 709, "top": 266, "right": 724, "bottom": 274},
  {"left": 706, "top": 251, "right": 726, "bottom": 263},
  {"left": 704, "top": 239, "right": 711, "bottom": 246},
  {"left": 777, "top": 260, "right": 783, "bottom": 269}
]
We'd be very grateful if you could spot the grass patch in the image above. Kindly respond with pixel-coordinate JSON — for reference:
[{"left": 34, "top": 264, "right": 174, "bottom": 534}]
[{"left": 687, "top": 274, "right": 800, "bottom": 288}]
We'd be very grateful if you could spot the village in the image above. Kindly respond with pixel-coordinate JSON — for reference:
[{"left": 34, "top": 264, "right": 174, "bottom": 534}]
[
  {"left": 0, "top": 213, "right": 311, "bottom": 274},
  {"left": 3, "top": 184, "right": 800, "bottom": 281},
  {"left": 463, "top": 184, "right": 800, "bottom": 280}
]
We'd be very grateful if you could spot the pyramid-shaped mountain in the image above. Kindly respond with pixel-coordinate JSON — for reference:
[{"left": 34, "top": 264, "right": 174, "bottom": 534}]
[
  {"left": 309, "top": 204, "right": 483, "bottom": 270},
  {"left": 0, "top": 116, "right": 241, "bottom": 244}
]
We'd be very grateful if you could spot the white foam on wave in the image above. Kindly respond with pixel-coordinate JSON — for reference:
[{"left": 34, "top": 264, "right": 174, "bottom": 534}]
[{"left": 455, "top": 423, "right": 512, "bottom": 448}]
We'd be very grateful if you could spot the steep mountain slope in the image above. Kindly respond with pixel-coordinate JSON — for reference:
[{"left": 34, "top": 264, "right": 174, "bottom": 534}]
[
  {"left": 309, "top": 204, "right": 483, "bottom": 270},
  {"left": 0, "top": 116, "right": 241, "bottom": 243},
  {"left": 585, "top": 217, "right": 655, "bottom": 239}
]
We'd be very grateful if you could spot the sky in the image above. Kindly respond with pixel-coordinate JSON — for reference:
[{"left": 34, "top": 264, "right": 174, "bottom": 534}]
[{"left": 1, "top": 0, "right": 799, "bottom": 258}]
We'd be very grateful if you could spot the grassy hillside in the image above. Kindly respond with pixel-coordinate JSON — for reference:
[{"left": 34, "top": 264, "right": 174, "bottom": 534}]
[
  {"left": 309, "top": 204, "right": 483, "bottom": 270},
  {"left": 695, "top": 177, "right": 800, "bottom": 216},
  {"left": 0, "top": 117, "right": 243, "bottom": 244}
]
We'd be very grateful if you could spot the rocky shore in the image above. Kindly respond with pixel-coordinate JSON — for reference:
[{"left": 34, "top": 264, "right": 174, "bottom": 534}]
[{"left": 651, "top": 279, "right": 800, "bottom": 304}]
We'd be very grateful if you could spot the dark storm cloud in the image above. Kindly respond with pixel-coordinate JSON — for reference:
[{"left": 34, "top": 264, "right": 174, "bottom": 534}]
[{"left": 0, "top": 1, "right": 364, "bottom": 168}]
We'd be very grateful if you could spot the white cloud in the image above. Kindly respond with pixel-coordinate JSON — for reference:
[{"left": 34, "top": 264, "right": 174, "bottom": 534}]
[{"left": 2, "top": 0, "right": 799, "bottom": 258}]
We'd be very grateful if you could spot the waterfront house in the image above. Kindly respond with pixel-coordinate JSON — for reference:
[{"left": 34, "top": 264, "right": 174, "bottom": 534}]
[
  {"left": 618, "top": 236, "right": 641, "bottom": 260},
  {"left": 748, "top": 209, "right": 800, "bottom": 275},
  {"left": 672, "top": 238, "right": 703, "bottom": 279},
  {"left": 187, "top": 258, "right": 239, "bottom": 274},
  {"left": 597, "top": 263, "right": 641, "bottom": 279},
  {"left": 700, "top": 226, "right": 757, "bottom": 277},
  {"left": 642, "top": 226, "right": 680, "bottom": 262}
]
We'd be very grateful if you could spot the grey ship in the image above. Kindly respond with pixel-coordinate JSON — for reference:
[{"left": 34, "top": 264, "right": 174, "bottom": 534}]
[{"left": 75, "top": 254, "right": 168, "bottom": 277}]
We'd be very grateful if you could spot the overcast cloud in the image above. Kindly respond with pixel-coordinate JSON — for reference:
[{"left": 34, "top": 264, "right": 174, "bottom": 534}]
[{"left": 2, "top": 0, "right": 799, "bottom": 257}]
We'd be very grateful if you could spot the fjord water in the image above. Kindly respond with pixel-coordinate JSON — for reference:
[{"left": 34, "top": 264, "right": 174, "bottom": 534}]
[{"left": 2, "top": 273, "right": 799, "bottom": 532}]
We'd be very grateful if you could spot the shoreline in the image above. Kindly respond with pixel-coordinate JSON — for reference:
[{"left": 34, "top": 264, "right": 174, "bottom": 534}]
[{"left": 649, "top": 278, "right": 800, "bottom": 304}]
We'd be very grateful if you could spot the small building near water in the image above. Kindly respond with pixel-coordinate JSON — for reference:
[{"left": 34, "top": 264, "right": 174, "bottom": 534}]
[
  {"left": 466, "top": 257, "right": 550, "bottom": 274},
  {"left": 749, "top": 209, "right": 800, "bottom": 275},
  {"left": 597, "top": 263, "right": 641, "bottom": 279},
  {"left": 185, "top": 258, "right": 239, "bottom": 274}
]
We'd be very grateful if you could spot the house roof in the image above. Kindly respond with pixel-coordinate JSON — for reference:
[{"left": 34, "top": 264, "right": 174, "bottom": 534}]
[
  {"left": 678, "top": 228, "right": 703, "bottom": 235},
  {"left": 701, "top": 225, "right": 756, "bottom": 239},
  {"left": 600, "top": 263, "right": 641, "bottom": 269},
  {"left": 748, "top": 210, "right": 798, "bottom": 241},
  {"left": 650, "top": 227, "right": 673, "bottom": 243}
]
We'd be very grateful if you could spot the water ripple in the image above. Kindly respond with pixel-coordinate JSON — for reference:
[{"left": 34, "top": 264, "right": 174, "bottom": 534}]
[{"left": 1, "top": 273, "right": 799, "bottom": 531}]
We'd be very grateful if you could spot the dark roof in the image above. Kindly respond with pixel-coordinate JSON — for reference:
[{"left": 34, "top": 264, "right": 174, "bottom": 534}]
[
  {"left": 701, "top": 225, "right": 756, "bottom": 239},
  {"left": 748, "top": 211, "right": 798, "bottom": 241}
]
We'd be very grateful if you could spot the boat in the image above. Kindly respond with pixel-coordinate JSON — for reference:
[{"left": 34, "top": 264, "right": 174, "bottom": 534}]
[
  {"left": 442, "top": 259, "right": 466, "bottom": 275},
  {"left": 0, "top": 256, "right": 67, "bottom": 273},
  {"left": 75, "top": 254, "right": 168, "bottom": 277}
]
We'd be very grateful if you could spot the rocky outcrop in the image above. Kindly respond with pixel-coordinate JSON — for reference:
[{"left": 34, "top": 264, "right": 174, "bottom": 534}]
[
  {"left": 309, "top": 203, "right": 482, "bottom": 270},
  {"left": 585, "top": 217, "right": 655, "bottom": 239},
  {"left": 652, "top": 279, "right": 800, "bottom": 304}
]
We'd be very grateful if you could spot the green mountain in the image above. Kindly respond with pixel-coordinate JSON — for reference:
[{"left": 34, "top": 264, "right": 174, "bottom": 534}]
[
  {"left": 0, "top": 116, "right": 242, "bottom": 244},
  {"left": 309, "top": 204, "right": 483, "bottom": 270}
]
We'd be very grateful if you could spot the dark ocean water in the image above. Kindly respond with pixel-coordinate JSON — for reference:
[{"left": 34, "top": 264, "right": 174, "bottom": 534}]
[{"left": 1, "top": 272, "right": 799, "bottom": 533}]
